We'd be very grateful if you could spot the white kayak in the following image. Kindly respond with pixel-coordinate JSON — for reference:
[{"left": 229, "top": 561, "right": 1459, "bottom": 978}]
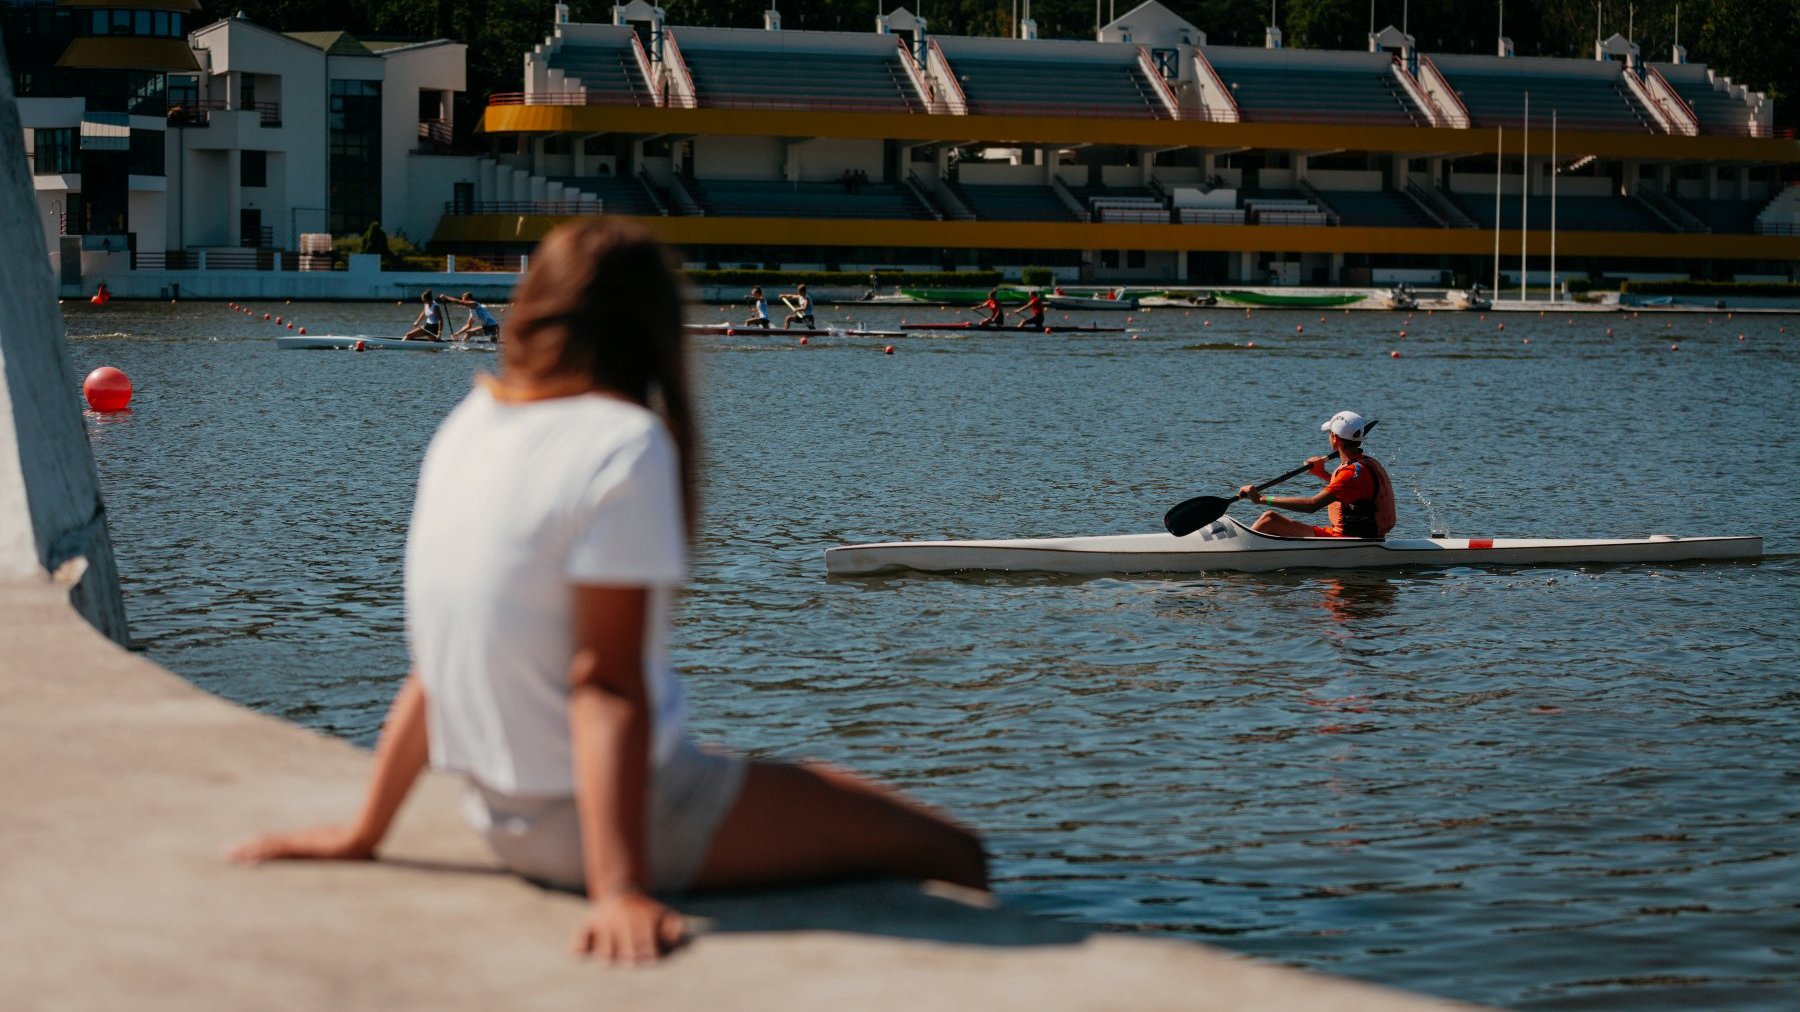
[
  {"left": 825, "top": 516, "right": 1762, "bottom": 577},
  {"left": 273, "top": 335, "right": 496, "bottom": 352}
]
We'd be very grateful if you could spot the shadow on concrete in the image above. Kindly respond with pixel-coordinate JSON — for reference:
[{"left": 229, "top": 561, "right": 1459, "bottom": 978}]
[{"left": 674, "top": 878, "right": 1094, "bottom": 948}]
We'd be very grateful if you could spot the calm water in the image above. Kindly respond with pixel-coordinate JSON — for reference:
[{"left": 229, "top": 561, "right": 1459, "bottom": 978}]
[{"left": 66, "top": 298, "right": 1798, "bottom": 1009}]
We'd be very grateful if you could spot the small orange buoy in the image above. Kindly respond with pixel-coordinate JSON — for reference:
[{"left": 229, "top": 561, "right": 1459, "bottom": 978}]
[
  {"left": 298, "top": 327, "right": 307, "bottom": 335},
  {"left": 798, "top": 336, "right": 808, "bottom": 346},
  {"left": 1390, "top": 350, "right": 1401, "bottom": 358},
  {"left": 1670, "top": 344, "right": 1679, "bottom": 351},
  {"left": 90, "top": 295, "right": 104, "bottom": 306},
  {"left": 263, "top": 313, "right": 271, "bottom": 320},
  {"left": 1605, "top": 328, "right": 1613, "bottom": 336},
  {"left": 1522, "top": 338, "right": 1530, "bottom": 344},
  {"left": 1398, "top": 330, "right": 1407, "bottom": 338},
  {"left": 1497, "top": 323, "right": 1505, "bottom": 331},
  {"left": 884, "top": 345, "right": 895, "bottom": 355},
  {"left": 1246, "top": 340, "right": 1257, "bottom": 348},
  {"left": 275, "top": 316, "right": 283, "bottom": 324},
  {"left": 1296, "top": 325, "right": 1304, "bottom": 333},
  {"left": 286, "top": 323, "right": 294, "bottom": 330},
  {"left": 1737, "top": 334, "right": 1745, "bottom": 341},
  {"left": 83, "top": 366, "right": 132, "bottom": 412},
  {"left": 1203, "top": 320, "right": 1211, "bottom": 327},
  {"left": 353, "top": 340, "right": 368, "bottom": 352}
]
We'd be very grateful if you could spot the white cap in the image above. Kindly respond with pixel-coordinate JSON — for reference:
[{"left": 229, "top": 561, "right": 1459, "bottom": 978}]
[{"left": 1321, "top": 410, "right": 1367, "bottom": 441}]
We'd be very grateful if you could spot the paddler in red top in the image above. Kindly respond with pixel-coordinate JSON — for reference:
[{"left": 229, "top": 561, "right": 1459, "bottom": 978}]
[
  {"left": 972, "top": 289, "right": 1005, "bottom": 329},
  {"left": 1011, "top": 290, "right": 1046, "bottom": 330},
  {"left": 1239, "top": 411, "right": 1396, "bottom": 539}
]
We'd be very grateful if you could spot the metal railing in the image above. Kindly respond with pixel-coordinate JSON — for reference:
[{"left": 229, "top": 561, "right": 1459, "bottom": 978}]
[
  {"left": 1755, "top": 220, "right": 1800, "bottom": 235},
  {"left": 166, "top": 99, "right": 281, "bottom": 127},
  {"left": 418, "top": 118, "right": 453, "bottom": 149},
  {"left": 443, "top": 200, "right": 603, "bottom": 215},
  {"left": 1190, "top": 50, "right": 1241, "bottom": 123},
  {"left": 240, "top": 226, "right": 275, "bottom": 248}
]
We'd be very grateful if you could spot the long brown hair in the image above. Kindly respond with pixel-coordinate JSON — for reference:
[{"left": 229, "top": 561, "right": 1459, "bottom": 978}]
[{"left": 501, "top": 220, "right": 697, "bottom": 531}]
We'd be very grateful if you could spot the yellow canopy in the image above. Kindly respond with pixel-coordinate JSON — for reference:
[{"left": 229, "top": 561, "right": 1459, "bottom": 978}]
[{"left": 55, "top": 38, "right": 202, "bottom": 72}]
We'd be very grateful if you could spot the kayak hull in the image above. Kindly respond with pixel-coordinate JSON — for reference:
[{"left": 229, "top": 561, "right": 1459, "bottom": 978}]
[
  {"left": 825, "top": 517, "right": 1762, "bottom": 576},
  {"left": 273, "top": 335, "right": 495, "bottom": 352},
  {"left": 1217, "top": 291, "right": 1367, "bottom": 308}
]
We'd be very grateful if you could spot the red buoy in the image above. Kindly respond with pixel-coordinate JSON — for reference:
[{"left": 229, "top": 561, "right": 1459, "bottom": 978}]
[
  {"left": 798, "top": 336, "right": 808, "bottom": 346},
  {"left": 353, "top": 340, "right": 368, "bottom": 352},
  {"left": 83, "top": 366, "right": 132, "bottom": 412},
  {"left": 884, "top": 345, "right": 895, "bottom": 355},
  {"left": 298, "top": 327, "right": 307, "bottom": 335},
  {"left": 263, "top": 313, "right": 271, "bottom": 321},
  {"left": 1390, "top": 350, "right": 1401, "bottom": 358}
]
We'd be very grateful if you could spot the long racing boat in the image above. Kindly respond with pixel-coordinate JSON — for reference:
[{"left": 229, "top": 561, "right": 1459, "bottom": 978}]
[
  {"left": 273, "top": 335, "right": 495, "bottom": 352},
  {"left": 824, "top": 516, "right": 1761, "bottom": 577}
]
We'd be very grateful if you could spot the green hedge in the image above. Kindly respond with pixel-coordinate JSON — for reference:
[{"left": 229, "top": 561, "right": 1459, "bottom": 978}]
[
  {"left": 687, "top": 269, "right": 1002, "bottom": 288},
  {"left": 1020, "top": 266, "right": 1056, "bottom": 287},
  {"left": 1621, "top": 279, "right": 1799, "bottom": 297}
]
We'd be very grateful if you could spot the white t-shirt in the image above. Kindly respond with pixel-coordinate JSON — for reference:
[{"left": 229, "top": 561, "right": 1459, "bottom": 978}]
[{"left": 405, "top": 384, "right": 689, "bottom": 797}]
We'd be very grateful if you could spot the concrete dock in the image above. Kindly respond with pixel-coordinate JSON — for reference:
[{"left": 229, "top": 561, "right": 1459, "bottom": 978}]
[{"left": 0, "top": 577, "right": 1477, "bottom": 1011}]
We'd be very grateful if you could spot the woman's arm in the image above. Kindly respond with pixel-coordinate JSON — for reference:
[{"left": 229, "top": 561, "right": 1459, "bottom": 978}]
[
  {"left": 566, "top": 585, "right": 685, "bottom": 965},
  {"left": 228, "top": 673, "right": 431, "bottom": 863}
]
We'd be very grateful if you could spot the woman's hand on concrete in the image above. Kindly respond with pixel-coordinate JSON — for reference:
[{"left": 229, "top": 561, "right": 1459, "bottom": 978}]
[
  {"left": 225, "top": 824, "right": 378, "bottom": 864},
  {"left": 572, "top": 889, "right": 685, "bottom": 965}
]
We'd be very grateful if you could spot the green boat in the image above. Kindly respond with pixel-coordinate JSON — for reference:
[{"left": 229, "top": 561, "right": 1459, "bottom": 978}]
[{"left": 1217, "top": 290, "right": 1367, "bottom": 308}]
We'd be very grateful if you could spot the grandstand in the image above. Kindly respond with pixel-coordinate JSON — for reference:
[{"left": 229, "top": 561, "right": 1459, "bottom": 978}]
[
  {"left": 1432, "top": 55, "right": 1656, "bottom": 132},
  {"left": 1449, "top": 192, "right": 1669, "bottom": 232},
  {"left": 948, "top": 181, "right": 1082, "bottom": 221},
  {"left": 452, "top": 2, "right": 1797, "bottom": 286},
  {"left": 932, "top": 37, "right": 1170, "bottom": 119},
  {"left": 1650, "top": 62, "right": 1759, "bottom": 135},
  {"left": 1314, "top": 190, "right": 1442, "bottom": 228},
  {"left": 1202, "top": 48, "right": 1426, "bottom": 126},
  {"left": 683, "top": 178, "right": 934, "bottom": 219},
  {"left": 672, "top": 27, "right": 926, "bottom": 112},
  {"left": 543, "top": 26, "right": 655, "bottom": 106}
]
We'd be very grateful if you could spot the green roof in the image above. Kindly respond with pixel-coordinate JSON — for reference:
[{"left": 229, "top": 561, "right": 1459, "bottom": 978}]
[{"left": 283, "top": 31, "right": 376, "bottom": 57}]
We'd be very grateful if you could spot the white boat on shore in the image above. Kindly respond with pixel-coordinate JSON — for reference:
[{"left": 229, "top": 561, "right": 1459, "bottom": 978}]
[
  {"left": 825, "top": 516, "right": 1760, "bottom": 577},
  {"left": 274, "top": 335, "right": 496, "bottom": 352}
]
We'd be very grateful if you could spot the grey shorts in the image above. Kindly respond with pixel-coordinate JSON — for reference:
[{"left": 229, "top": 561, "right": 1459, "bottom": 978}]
[{"left": 461, "top": 740, "right": 747, "bottom": 893}]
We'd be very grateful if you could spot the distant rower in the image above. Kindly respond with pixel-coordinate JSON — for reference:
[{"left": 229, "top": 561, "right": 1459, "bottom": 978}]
[
  {"left": 447, "top": 292, "right": 500, "bottom": 341},
  {"left": 1012, "top": 289, "right": 1045, "bottom": 330},
  {"left": 780, "top": 284, "right": 816, "bottom": 330},
  {"left": 745, "top": 286, "right": 772, "bottom": 329},
  {"left": 403, "top": 290, "right": 444, "bottom": 341},
  {"left": 974, "top": 289, "right": 1004, "bottom": 329},
  {"left": 1239, "top": 411, "right": 1396, "bottom": 539}
]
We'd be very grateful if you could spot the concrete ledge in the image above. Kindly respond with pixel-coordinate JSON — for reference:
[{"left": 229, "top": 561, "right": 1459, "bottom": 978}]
[{"left": 0, "top": 578, "right": 1472, "bottom": 1010}]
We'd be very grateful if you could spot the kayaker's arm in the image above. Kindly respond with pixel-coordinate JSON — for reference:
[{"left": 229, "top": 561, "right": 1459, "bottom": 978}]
[{"left": 1238, "top": 483, "right": 1336, "bottom": 514}]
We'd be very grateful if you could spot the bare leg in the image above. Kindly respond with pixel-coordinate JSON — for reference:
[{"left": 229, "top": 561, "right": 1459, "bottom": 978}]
[
  {"left": 691, "top": 761, "right": 988, "bottom": 892},
  {"left": 1249, "top": 511, "right": 1320, "bottom": 537}
]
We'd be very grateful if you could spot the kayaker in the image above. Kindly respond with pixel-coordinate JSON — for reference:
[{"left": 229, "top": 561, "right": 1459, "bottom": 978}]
[
  {"left": 447, "top": 292, "right": 501, "bottom": 342},
  {"left": 403, "top": 290, "right": 444, "bottom": 341},
  {"left": 972, "top": 289, "right": 1004, "bottom": 329},
  {"left": 1238, "top": 411, "right": 1396, "bottom": 539},
  {"left": 744, "top": 286, "right": 771, "bottom": 329},
  {"left": 1011, "top": 290, "right": 1046, "bottom": 330},
  {"left": 229, "top": 219, "right": 987, "bottom": 965},
  {"left": 779, "top": 284, "right": 816, "bottom": 330}
]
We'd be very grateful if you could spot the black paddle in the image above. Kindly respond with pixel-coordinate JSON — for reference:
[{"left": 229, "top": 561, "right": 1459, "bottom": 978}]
[{"left": 1163, "top": 420, "right": 1378, "bottom": 537}]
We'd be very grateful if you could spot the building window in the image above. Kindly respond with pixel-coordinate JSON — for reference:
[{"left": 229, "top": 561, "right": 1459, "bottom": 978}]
[
  {"left": 241, "top": 149, "right": 267, "bottom": 187},
  {"left": 128, "top": 128, "right": 165, "bottom": 176},
  {"left": 543, "top": 136, "right": 572, "bottom": 155},
  {"left": 134, "top": 10, "right": 150, "bottom": 35},
  {"left": 329, "top": 78, "right": 382, "bottom": 235},
  {"left": 241, "top": 74, "right": 256, "bottom": 107},
  {"left": 33, "top": 128, "right": 80, "bottom": 175}
]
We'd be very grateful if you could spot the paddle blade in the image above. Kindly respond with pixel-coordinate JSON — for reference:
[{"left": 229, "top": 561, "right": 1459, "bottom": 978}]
[{"left": 1163, "top": 495, "right": 1237, "bottom": 537}]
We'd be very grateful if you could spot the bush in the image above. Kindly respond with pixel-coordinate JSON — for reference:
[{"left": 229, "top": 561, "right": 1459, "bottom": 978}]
[
  {"left": 1564, "top": 277, "right": 1595, "bottom": 294},
  {"left": 686, "top": 269, "right": 1003, "bottom": 288},
  {"left": 1620, "top": 279, "right": 1799, "bottom": 297},
  {"left": 1021, "top": 266, "right": 1055, "bottom": 287}
]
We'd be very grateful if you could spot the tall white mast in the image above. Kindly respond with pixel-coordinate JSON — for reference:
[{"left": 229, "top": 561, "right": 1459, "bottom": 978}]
[
  {"left": 1493, "top": 126, "right": 1503, "bottom": 297},
  {"left": 1519, "top": 92, "right": 1529, "bottom": 303},
  {"left": 1549, "top": 111, "right": 1558, "bottom": 304}
]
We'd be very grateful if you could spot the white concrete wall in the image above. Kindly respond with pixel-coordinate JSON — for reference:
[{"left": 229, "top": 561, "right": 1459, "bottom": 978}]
[
  {"left": 0, "top": 72, "right": 129, "bottom": 642},
  {"left": 957, "top": 163, "right": 1043, "bottom": 184},
  {"left": 1305, "top": 169, "right": 1382, "bottom": 191},
  {"left": 380, "top": 44, "right": 467, "bottom": 237},
  {"left": 404, "top": 154, "right": 482, "bottom": 245},
  {"left": 787, "top": 138, "right": 883, "bottom": 182}
]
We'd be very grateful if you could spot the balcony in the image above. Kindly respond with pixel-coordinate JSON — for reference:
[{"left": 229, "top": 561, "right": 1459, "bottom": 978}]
[{"left": 166, "top": 99, "right": 281, "bottom": 128}]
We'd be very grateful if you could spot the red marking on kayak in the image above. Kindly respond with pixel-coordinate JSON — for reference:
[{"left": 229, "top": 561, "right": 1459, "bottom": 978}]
[{"left": 1467, "top": 539, "right": 1494, "bottom": 550}]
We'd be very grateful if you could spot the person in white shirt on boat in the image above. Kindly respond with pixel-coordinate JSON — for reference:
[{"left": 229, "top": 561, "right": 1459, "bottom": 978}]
[
  {"left": 402, "top": 290, "right": 445, "bottom": 341},
  {"left": 744, "top": 286, "right": 771, "bottom": 329},
  {"left": 446, "top": 292, "right": 501, "bottom": 342},
  {"left": 779, "top": 284, "right": 816, "bottom": 330},
  {"left": 229, "top": 219, "right": 987, "bottom": 965}
]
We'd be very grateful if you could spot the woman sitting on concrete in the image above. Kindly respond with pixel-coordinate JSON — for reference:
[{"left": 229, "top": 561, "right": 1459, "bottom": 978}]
[{"left": 229, "top": 219, "right": 987, "bottom": 963}]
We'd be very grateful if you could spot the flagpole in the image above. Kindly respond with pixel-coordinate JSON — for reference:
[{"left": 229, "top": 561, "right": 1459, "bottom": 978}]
[
  {"left": 1492, "top": 126, "right": 1502, "bottom": 298},
  {"left": 1549, "top": 111, "right": 1558, "bottom": 304},
  {"left": 1519, "top": 92, "right": 1529, "bottom": 304}
]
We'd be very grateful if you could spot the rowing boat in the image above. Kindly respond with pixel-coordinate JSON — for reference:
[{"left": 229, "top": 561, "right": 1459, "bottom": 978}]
[
  {"left": 683, "top": 324, "right": 908, "bottom": 338},
  {"left": 273, "top": 335, "right": 496, "bottom": 352},
  {"left": 898, "top": 323, "right": 1126, "bottom": 333},
  {"left": 1046, "top": 294, "right": 1138, "bottom": 311},
  {"left": 824, "top": 516, "right": 1761, "bottom": 576}
]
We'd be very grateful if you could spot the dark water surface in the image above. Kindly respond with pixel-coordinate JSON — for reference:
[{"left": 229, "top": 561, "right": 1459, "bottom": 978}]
[{"left": 66, "top": 299, "right": 1798, "bottom": 1009}]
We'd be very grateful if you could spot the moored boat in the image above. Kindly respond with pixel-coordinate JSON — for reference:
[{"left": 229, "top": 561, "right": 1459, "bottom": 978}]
[
  {"left": 898, "top": 322, "right": 1125, "bottom": 333},
  {"left": 825, "top": 516, "right": 1761, "bottom": 577},
  {"left": 1217, "top": 291, "right": 1367, "bottom": 308}
]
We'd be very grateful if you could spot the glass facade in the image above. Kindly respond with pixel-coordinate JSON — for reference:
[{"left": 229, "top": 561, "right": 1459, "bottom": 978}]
[
  {"left": 32, "top": 127, "right": 80, "bottom": 175},
  {"left": 128, "top": 128, "right": 164, "bottom": 176},
  {"left": 84, "top": 9, "right": 185, "bottom": 37},
  {"left": 328, "top": 79, "right": 382, "bottom": 235}
]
